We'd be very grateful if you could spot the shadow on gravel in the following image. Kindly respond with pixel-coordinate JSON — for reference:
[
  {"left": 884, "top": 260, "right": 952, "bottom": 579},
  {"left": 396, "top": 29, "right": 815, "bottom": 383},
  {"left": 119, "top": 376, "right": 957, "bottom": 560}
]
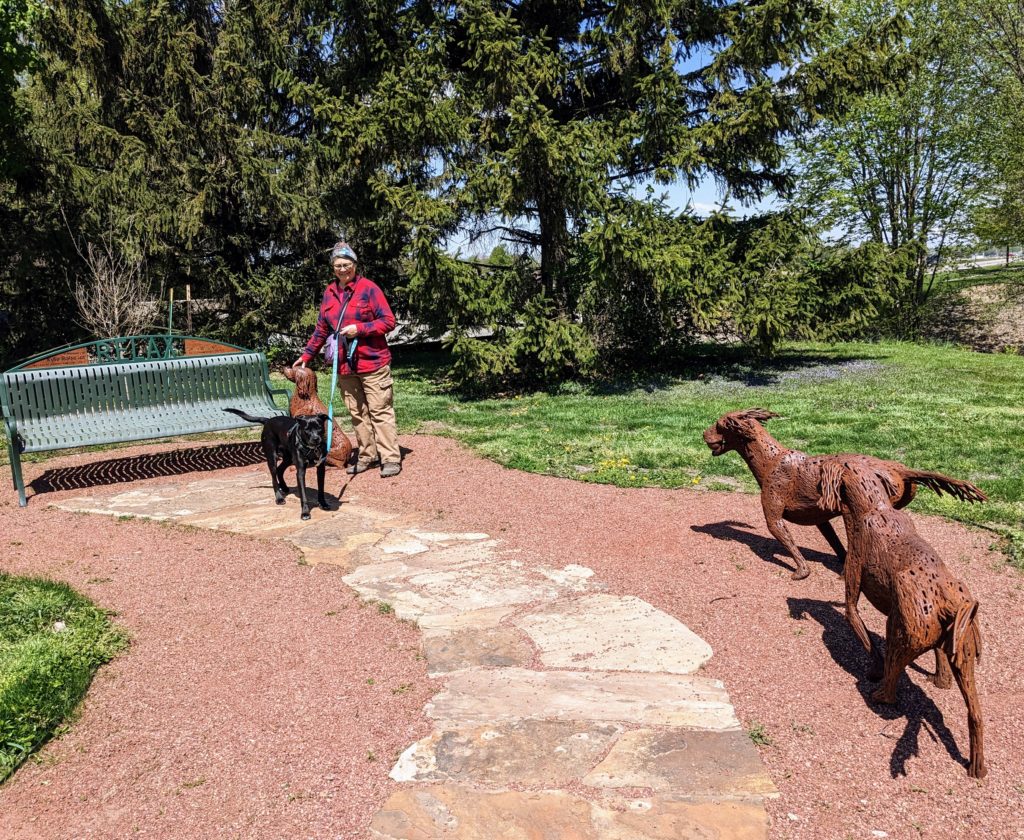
[
  {"left": 691, "top": 520, "right": 843, "bottom": 577},
  {"left": 30, "top": 442, "right": 266, "bottom": 499},
  {"left": 788, "top": 596, "right": 970, "bottom": 777}
]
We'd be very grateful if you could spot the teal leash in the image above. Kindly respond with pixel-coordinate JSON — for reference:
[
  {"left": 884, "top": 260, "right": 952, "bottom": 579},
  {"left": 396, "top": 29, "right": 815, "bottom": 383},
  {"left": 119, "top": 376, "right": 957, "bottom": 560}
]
[
  {"left": 325, "top": 288, "right": 353, "bottom": 455},
  {"left": 326, "top": 346, "right": 340, "bottom": 453}
]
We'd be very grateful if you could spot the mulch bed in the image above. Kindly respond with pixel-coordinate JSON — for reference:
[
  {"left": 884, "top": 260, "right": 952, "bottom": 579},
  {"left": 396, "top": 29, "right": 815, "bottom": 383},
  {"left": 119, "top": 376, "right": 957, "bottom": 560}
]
[{"left": 1, "top": 434, "right": 1021, "bottom": 839}]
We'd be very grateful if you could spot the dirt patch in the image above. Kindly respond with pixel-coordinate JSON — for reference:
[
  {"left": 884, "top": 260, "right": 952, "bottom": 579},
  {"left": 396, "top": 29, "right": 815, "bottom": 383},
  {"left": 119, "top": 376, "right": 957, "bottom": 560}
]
[
  {"left": 1, "top": 436, "right": 1021, "bottom": 839},
  {"left": 924, "top": 282, "right": 1024, "bottom": 353}
]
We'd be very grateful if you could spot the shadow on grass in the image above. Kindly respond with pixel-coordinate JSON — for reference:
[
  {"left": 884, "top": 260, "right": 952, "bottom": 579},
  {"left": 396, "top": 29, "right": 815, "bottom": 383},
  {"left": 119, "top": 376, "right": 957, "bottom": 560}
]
[
  {"left": 690, "top": 519, "right": 843, "bottom": 577},
  {"left": 394, "top": 342, "right": 884, "bottom": 399},
  {"left": 29, "top": 441, "right": 266, "bottom": 499},
  {"left": 787, "top": 596, "right": 971, "bottom": 777}
]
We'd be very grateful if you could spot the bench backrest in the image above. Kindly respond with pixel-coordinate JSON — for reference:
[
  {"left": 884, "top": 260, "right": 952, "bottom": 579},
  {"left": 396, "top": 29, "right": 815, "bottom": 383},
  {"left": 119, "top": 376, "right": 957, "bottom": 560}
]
[{"left": 2, "top": 353, "right": 273, "bottom": 424}]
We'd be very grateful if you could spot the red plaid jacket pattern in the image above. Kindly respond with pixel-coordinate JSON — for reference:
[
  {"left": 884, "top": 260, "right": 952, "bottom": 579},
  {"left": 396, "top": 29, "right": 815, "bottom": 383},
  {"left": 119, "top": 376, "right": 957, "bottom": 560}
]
[{"left": 301, "top": 276, "right": 396, "bottom": 374}]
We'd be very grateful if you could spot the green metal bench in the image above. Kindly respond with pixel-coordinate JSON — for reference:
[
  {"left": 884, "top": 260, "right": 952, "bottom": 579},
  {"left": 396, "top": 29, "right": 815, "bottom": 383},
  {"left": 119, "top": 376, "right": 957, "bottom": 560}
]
[{"left": 1, "top": 335, "right": 289, "bottom": 506}]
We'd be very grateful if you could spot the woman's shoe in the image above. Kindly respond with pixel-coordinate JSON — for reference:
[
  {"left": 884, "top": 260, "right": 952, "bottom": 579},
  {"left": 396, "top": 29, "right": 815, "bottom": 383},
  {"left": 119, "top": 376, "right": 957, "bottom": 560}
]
[
  {"left": 380, "top": 462, "right": 402, "bottom": 478},
  {"left": 346, "top": 458, "right": 379, "bottom": 475}
]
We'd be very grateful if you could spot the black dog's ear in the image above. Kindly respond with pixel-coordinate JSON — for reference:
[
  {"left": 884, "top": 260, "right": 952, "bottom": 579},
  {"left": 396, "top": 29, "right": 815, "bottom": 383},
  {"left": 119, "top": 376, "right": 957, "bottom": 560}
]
[
  {"left": 287, "top": 420, "right": 300, "bottom": 443},
  {"left": 316, "top": 413, "right": 330, "bottom": 426}
]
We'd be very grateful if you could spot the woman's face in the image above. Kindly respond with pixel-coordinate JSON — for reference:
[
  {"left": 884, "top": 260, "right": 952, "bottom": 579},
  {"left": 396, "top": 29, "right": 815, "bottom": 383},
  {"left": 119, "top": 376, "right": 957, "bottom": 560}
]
[{"left": 332, "top": 258, "right": 356, "bottom": 283}]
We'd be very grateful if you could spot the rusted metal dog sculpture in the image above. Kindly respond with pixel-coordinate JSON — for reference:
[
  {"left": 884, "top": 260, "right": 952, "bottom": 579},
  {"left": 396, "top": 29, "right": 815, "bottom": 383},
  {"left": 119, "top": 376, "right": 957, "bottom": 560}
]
[
  {"left": 703, "top": 409, "right": 986, "bottom": 580},
  {"left": 819, "top": 459, "right": 986, "bottom": 778},
  {"left": 283, "top": 364, "right": 353, "bottom": 469}
]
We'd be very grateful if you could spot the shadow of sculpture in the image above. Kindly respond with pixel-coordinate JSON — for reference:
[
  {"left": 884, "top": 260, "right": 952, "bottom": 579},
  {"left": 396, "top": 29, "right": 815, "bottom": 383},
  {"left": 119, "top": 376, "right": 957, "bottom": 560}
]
[
  {"left": 30, "top": 442, "right": 267, "bottom": 497},
  {"left": 788, "top": 596, "right": 971, "bottom": 778},
  {"left": 690, "top": 520, "right": 843, "bottom": 576}
]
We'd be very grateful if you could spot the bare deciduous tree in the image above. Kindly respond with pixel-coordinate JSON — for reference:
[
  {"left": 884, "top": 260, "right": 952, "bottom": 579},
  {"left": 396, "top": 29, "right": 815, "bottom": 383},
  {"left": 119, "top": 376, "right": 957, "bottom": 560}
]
[
  {"left": 72, "top": 238, "right": 153, "bottom": 337},
  {"left": 62, "top": 210, "right": 157, "bottom": 337}
]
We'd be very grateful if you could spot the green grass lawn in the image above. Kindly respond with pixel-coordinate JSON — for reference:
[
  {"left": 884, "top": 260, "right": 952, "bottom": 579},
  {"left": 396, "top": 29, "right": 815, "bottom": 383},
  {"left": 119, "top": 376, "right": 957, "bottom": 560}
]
[
  {"left": 938, "top": 261, "right": 1024, "bottom": 289},
  {"left": 385, "top": 341, "right": 1024, "bottom": 560},
  {"left": 0, "top": 574, "right": 127, "bottom": 781}
]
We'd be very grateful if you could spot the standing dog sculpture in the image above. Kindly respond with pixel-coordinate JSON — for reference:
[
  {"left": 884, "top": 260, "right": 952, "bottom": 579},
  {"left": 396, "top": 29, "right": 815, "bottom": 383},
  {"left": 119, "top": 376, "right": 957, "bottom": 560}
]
[
  {"left": 224, "top": 408, "right": 330, "bottom": 521},
  {"left": 819, "top": 458, "right": 986, "bottom": 778},
  {"left": 703, "top": 409, "right": 986, "bottom": 580},
  {"left": 283, "top": 364, "right": 353, "bottom": 469}
]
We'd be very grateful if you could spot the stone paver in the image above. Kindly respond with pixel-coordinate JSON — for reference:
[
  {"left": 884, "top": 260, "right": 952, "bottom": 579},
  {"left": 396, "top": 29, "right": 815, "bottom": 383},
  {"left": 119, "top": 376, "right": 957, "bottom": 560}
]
[
  {"left": 515, "top": 593, "right": 713, "bottom": 674},
  {"left": 52, "top": 468, "right": 775, "bottom": 838},
  {"left": 369, "top": 786, "right": 769, "bottom": 839},
  {"left": 421, "top": 626, "right": 535, "bottom": 676},
  {"left": 390, "top": 721, "right": 623, "bottom": 786},
  {"left": 583, "top": 728, "right": 778, "bottom": 798},
  {"left": 426, "top": 667, "right": 740, "bottom": 730}
]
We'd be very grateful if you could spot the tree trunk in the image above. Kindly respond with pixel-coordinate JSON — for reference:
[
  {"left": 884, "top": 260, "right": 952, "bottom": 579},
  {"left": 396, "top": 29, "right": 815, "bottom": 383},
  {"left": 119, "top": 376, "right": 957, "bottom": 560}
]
[{"left": 537, "top": 187, "right": 569, "bottom": 311}]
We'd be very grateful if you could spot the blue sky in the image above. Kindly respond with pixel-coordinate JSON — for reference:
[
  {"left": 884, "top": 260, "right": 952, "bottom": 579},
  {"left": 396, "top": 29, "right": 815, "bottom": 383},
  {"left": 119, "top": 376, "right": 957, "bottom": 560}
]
[{"left": 649, "top": 178, "right": 779, "bottom": 218}]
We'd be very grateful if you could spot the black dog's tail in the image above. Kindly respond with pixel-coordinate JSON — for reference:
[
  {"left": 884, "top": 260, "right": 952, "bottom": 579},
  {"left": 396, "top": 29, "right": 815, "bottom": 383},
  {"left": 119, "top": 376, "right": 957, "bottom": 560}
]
[{"left": 223, "top": 407, "right": 273, "bottom": 425}]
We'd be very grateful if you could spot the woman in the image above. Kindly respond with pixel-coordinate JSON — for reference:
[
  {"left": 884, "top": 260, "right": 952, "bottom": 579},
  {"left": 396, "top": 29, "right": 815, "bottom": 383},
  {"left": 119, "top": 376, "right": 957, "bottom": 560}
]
[{"left": 294, "top": 241, "right": 401, "bottom": 477}]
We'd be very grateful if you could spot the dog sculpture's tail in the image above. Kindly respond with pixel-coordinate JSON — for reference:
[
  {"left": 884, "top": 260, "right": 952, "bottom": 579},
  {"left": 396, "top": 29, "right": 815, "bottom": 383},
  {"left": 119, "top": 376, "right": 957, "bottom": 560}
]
[
  {"left": 950, "top": 599, "right": 983, "bottom": 667},
  {"left": 223, "top": 407, "right": 275, "bottom": 425},
  {"left": 898, "top": 468, "right": 988, "bottom": 504}
]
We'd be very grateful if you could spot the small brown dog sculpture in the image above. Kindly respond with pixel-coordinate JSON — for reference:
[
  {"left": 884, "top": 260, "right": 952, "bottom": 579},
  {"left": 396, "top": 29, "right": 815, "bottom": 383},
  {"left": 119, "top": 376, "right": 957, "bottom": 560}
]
[
  {"left": 703, "top": 409, "right": 986, "bottom": 580},
  {"left": 819, "top": 459, "right": 985, "bottom": 778},
  {"left": 283, "top": 364, "right": 353, "bottom": 469}
]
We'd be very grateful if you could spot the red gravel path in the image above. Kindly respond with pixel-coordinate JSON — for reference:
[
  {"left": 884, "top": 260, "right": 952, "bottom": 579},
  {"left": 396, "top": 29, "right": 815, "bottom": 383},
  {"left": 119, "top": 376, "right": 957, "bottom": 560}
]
[{"left": 1, "top": 434, "right": 1021, "bottom": 839}]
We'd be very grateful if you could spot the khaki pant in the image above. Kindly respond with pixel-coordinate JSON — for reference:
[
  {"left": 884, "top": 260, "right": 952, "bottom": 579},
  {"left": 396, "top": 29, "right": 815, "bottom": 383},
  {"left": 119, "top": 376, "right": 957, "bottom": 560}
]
[{"left": 337, "top": 364, "right": 400, "bottom": 465}]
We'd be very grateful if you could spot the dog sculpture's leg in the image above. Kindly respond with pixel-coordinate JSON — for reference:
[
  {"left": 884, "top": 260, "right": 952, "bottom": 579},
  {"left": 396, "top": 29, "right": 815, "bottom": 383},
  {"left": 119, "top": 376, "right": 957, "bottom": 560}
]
[
  {"left": 761, "top": 496, "right": 811, "bottom": 580},
  {"left": 843, "top": 548, "right": 882, "bottom": 679},
  {"left": 817, "top": 521, "right": 847, "bottom": 563},
  {"left": 950, "top": 644, "right": 986, "bottom": 778},
  {"left": 870, "top": 616, "right": 917, "bottom": 704},
  {"left": 932, "top": 649, "right": 954, "bottom": 689}
]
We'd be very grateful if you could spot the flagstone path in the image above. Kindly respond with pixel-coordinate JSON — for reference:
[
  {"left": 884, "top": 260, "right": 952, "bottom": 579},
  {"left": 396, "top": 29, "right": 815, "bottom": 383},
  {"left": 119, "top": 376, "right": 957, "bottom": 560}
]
[{"left": 54, "top": 468, "right": 776, "bottom": 838}]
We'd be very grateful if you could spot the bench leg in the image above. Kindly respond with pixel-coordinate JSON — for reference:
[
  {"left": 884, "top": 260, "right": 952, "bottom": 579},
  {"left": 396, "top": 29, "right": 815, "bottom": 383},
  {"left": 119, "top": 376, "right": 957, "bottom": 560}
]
[{"left": 8, "top": 440, "right": 26, "bottom": 507}]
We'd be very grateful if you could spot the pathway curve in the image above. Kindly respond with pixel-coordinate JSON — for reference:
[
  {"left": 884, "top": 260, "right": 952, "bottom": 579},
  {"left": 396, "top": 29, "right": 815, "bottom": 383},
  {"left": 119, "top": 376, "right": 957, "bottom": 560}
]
[{"left": 54, "top": 468, "right": 776, "bottom": 838}]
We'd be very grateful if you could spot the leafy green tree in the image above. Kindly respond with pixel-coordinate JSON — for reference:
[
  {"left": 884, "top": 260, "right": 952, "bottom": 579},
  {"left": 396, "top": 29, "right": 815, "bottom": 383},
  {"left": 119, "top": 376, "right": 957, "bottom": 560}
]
[
  {"left": 2, "top": 0, "right": 909, "bottom": 379},
  {"left": 958, "top": 0, "right": 1024, "bottom": 260},
  {"left": 796, "top": 0, "right": 997, "bottom": 319}
]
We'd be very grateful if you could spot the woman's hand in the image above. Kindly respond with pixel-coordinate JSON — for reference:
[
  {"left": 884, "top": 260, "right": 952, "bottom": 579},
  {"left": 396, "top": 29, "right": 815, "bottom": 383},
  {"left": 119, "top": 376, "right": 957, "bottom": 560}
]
[
  {"left": 339, "top": 324, "right": 358, "bottom": 338},
  {"left": 293, "top": 358, "right": 307, "bottom": 368}
]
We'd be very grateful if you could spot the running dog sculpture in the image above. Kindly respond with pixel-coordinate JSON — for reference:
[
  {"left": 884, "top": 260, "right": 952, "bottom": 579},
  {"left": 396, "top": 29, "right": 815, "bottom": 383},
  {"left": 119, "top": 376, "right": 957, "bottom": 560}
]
[
  {"left": 283, "top": 364, "right": 353, "bottom": 469},
  {"left": 819, "top": 458, "right": 986, "bottom": 778},
  {"left": 702, "top": 409, "right": 986, "bottom": 580}
]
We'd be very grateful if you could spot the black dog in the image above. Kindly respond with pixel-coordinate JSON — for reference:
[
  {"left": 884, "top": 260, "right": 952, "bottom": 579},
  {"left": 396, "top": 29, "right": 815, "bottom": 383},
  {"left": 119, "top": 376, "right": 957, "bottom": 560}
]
[{"left": 223, "top": 408, "right": 330, "bottom": 520}]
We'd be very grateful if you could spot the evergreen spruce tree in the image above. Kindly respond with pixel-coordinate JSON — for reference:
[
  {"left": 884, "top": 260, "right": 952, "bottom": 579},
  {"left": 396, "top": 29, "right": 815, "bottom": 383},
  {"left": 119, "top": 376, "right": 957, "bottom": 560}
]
[
  {"left": 360, "top": 0, "right": 907, "bottom": 385},
  {"left": 18, "top": 0, "right": 369, "bottom": 349}
]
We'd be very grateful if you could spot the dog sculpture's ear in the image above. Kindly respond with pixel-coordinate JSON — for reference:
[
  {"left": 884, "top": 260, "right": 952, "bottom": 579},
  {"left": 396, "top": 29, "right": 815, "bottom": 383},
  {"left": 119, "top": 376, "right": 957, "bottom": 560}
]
[
  {"left": 722, "top": 414, "right": 746, "bottom": 433},
  {"left": 739, "top": 408, "right": 780, "bottom": 424},
  {"left": 818, "top": 460, "right": 845, "bottom": 511}
]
